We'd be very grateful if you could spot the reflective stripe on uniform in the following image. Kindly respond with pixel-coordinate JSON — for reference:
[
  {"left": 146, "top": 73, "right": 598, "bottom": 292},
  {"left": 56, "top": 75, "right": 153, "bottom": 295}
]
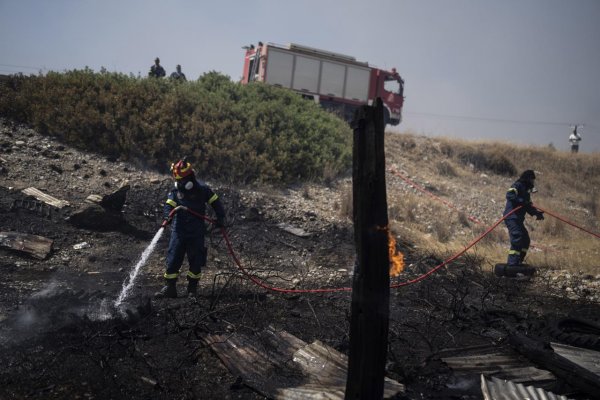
[
  {"left": 208, "top": 194, "right": 219, "bottom": 205},
  {"left": 508, "top": 250, "right": 521, "bottom": 255},
  {"left": 187, "top": 271, "right": 201, "bottom": 279},
  {"left": 164, "top": 272, "right": 179, "bottom": 279},
  {"left": 521, "top": 248, "right": 528, "bottom": 254},
  {"left": 166, "top": 199, "right": 177, "bottom": 207},
  {"left": 507, "top": 188, "right": 518, "bottom": 195}
]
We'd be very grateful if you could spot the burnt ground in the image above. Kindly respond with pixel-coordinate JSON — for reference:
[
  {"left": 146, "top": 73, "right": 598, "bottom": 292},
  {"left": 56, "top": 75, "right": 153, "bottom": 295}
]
[{"left": 1, "top": 120, "right": 599, "bottom": 399}]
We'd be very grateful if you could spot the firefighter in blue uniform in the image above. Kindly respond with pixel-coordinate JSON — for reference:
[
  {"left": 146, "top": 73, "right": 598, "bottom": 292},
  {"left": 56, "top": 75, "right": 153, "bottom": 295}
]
[
  {"left": 503, "top": 170, "right": 544, "bottom": 266},
  {"left": 155, "top": 158, "right": 225, "bottom": 298}
]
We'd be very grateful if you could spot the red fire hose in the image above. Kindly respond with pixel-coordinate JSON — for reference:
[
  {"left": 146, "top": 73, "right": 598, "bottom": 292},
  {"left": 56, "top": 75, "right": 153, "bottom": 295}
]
[{"left": 167, "top": 202, "right": 598, "bottom": 293}]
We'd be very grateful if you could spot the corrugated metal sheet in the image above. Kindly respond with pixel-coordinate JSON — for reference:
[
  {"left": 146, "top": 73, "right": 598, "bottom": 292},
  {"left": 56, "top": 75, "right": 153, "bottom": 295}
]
[
  {"left": 550, "top": 342, "right": 600, "bottom": 378},
  {"left": 203, "top": 327, "right": 404, "bottom": 399},
  {"left": 481, "top": 375, "right": 572, "bottom": 400},
  {"left": 441, "top": 344, "right": 556, "bottom": 384}
]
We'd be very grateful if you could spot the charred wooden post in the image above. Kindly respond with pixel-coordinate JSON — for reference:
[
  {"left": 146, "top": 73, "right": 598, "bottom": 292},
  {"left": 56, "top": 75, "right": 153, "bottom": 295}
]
[{"left": 345, "top": 98, "right": 390, "bottom": 400}]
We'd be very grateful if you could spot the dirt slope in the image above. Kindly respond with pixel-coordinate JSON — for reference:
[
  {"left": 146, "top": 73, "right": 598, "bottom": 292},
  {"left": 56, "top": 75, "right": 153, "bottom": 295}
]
[{"left": 0, "top": 119, "right": 599, "bottom": 399}]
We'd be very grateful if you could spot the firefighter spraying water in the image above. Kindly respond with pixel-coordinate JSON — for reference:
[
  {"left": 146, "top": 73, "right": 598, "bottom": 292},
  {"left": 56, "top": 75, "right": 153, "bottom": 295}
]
[
  {"left": 114, "top": 157, "right": 226, "bottom": 307},
  {"left": 155, "top": 158, "right": 226, "bottom": 299}
]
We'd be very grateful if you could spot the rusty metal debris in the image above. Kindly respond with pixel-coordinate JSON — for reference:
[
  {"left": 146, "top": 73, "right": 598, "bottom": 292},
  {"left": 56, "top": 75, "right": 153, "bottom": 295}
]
[
  {"left": 550, "top": 342, "right": 600, "bottom": 380},
  {"left": 481, "top": 375, "right": 571, "bottom": 400},
  {"left": 203, "top": 327, "right": 404, "bottom": 399},
  {"left": 440, "top": 343, "right": 556, "bottom": 385},
  {"left": 509, "top": 332, "right": 600, "bottom": 398}
]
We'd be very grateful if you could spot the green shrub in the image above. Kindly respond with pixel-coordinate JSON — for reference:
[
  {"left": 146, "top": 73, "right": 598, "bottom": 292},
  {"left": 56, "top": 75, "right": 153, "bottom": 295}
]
[{"left": 0, "top": 69, "right": 352, "bottom": 184}]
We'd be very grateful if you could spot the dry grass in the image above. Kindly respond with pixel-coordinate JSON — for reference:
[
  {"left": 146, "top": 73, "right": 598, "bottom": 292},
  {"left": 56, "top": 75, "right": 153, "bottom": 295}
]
[
  {"left": 435, "top": 160, "right": 458, "bottom": 177},
  {"left": 339, "top": 184, "right": 353, "bottom": 220},
  {"left": 384, "top": 131, "right": 600, "bottom": 275}
]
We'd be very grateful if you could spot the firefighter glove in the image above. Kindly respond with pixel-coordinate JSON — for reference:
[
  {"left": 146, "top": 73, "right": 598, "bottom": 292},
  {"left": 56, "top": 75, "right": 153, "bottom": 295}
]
[{"left": 535, "top": 212, "right": 544, "bottom": 221}]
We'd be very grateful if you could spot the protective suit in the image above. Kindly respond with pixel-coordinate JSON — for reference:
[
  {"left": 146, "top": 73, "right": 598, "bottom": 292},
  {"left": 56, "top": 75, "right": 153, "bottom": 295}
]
[
  {"left": 503, "top": 170, "right": 544, "bottom": 266},
  {"left": 156, "top": 159, "right": 225, "bottom": 298}
]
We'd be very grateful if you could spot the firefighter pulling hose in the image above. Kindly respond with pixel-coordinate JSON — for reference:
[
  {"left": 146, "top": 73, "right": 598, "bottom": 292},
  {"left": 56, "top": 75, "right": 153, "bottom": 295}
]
[
  {"left": 495, "top": 169, "right": 545, "bottom": 277},
  {"left": 155, "top": 158, "right": 226, "bottom": 299},
  {"left": 504, "top": 169, "right": 544, "bottom": 265}
]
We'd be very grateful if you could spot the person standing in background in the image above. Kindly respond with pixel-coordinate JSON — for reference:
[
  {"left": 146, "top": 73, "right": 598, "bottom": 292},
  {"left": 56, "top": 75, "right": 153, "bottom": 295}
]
[
  {"left": 149, "top": 57, "right": 166, "bottom": 78},
  {"left": 569, "top": 125, "right": 582, "bottom": 153},
  {"left": 170, "top": 64, "right": 186, "bottom": 81}
]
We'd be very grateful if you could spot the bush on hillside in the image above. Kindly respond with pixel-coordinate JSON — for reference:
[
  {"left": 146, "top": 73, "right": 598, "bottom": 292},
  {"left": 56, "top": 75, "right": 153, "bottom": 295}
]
[
  {"left": 435, "top": 160, "right": 457, "bottom": 177},
  {"left": 455, "top": 146, "right": 516, "bottom": 177},
  {"left": 0, "top": 69, "right": 352, "bottom": 184}
]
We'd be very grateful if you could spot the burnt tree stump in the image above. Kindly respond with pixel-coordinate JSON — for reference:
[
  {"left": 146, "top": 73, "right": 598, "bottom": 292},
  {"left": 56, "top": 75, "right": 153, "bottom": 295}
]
[{"left": 345, "top": 98, "right": 391, "bottom": 400}]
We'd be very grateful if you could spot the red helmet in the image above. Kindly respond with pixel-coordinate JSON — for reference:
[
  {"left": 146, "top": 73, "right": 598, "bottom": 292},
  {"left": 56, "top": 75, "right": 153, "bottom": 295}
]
[{"left": 171, "top": 159, "right": 193, "bottom": 180}]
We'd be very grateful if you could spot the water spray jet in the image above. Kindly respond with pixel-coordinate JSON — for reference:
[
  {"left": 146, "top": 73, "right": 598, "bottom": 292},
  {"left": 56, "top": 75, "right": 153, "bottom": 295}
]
[{"left": 114, "top": 227, "right": 165, "bottom": 308}]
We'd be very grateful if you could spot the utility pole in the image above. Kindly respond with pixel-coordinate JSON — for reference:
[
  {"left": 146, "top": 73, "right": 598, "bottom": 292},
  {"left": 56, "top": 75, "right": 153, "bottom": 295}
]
[{"left": 345, "top": 98, "right": 390, "bottom": 400}]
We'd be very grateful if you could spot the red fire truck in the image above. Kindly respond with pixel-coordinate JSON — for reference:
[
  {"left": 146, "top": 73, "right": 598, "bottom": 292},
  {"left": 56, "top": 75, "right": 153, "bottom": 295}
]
[{"left": 241, "top": 42, "right": 404, "bottom": 126}]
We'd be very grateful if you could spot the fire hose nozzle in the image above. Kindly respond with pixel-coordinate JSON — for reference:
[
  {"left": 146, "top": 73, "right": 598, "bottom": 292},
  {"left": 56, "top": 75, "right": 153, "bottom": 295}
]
[{"left": 162, "top": 205, "right": 189, "bottom": 227}]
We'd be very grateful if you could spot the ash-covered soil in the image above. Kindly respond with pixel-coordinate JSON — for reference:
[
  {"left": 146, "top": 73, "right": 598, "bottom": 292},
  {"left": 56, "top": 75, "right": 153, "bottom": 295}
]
[{"left": 0, "top": 119, "right": 598, "bottom": 399}]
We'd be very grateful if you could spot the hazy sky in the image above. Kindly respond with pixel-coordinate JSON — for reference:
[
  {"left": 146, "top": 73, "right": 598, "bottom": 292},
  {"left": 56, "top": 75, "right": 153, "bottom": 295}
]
[{"left": 1, "top": 0, "right": 599, "bottom": 152}]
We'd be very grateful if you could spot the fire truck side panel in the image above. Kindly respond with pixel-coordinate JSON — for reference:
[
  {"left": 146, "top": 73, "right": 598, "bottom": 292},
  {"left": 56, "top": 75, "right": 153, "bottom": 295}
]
[
  {"left": 262, "top": 45, "right": 372, "bottom": 103},
  {"left": 345, "top": 66, "right": 370, "bottom": 102},
  {"left": 292, "top": 55, "right": 320, "bottom": 93},
  {"left": 320, "top": 61, "right": 346, "bottom": 98},
  {"left": 264, "top": 48, "right": 294, "bottom": 88}
]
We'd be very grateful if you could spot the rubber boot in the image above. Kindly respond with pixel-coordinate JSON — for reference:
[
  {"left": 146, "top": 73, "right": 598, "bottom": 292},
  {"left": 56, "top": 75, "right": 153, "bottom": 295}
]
[
  {"left": 187, "top": 278, "right": 199, "bottom": 297},
  {"left": 154, "top": 279, "right": 177, "bottom": 298},
  {"left": 507, "top": 251, "right": 521, "bottom": 266},
  {"left": 519, "top": 252, "right": 528, "bottom": 266}
]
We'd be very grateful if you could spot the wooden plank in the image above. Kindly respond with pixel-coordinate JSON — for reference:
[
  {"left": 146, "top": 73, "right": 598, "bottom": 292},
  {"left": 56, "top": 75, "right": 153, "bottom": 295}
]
[
  {"left": 0, "top": 231, "right": 53, "bottom": 259},
  {"left": 22, "top": 187, "right": 70, "bottom": 208}
]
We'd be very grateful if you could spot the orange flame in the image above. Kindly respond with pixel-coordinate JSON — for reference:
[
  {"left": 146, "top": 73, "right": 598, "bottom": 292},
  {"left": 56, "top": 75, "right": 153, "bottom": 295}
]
[{"left": 388, "top": 230, "right": 404, "bottom": 277}]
